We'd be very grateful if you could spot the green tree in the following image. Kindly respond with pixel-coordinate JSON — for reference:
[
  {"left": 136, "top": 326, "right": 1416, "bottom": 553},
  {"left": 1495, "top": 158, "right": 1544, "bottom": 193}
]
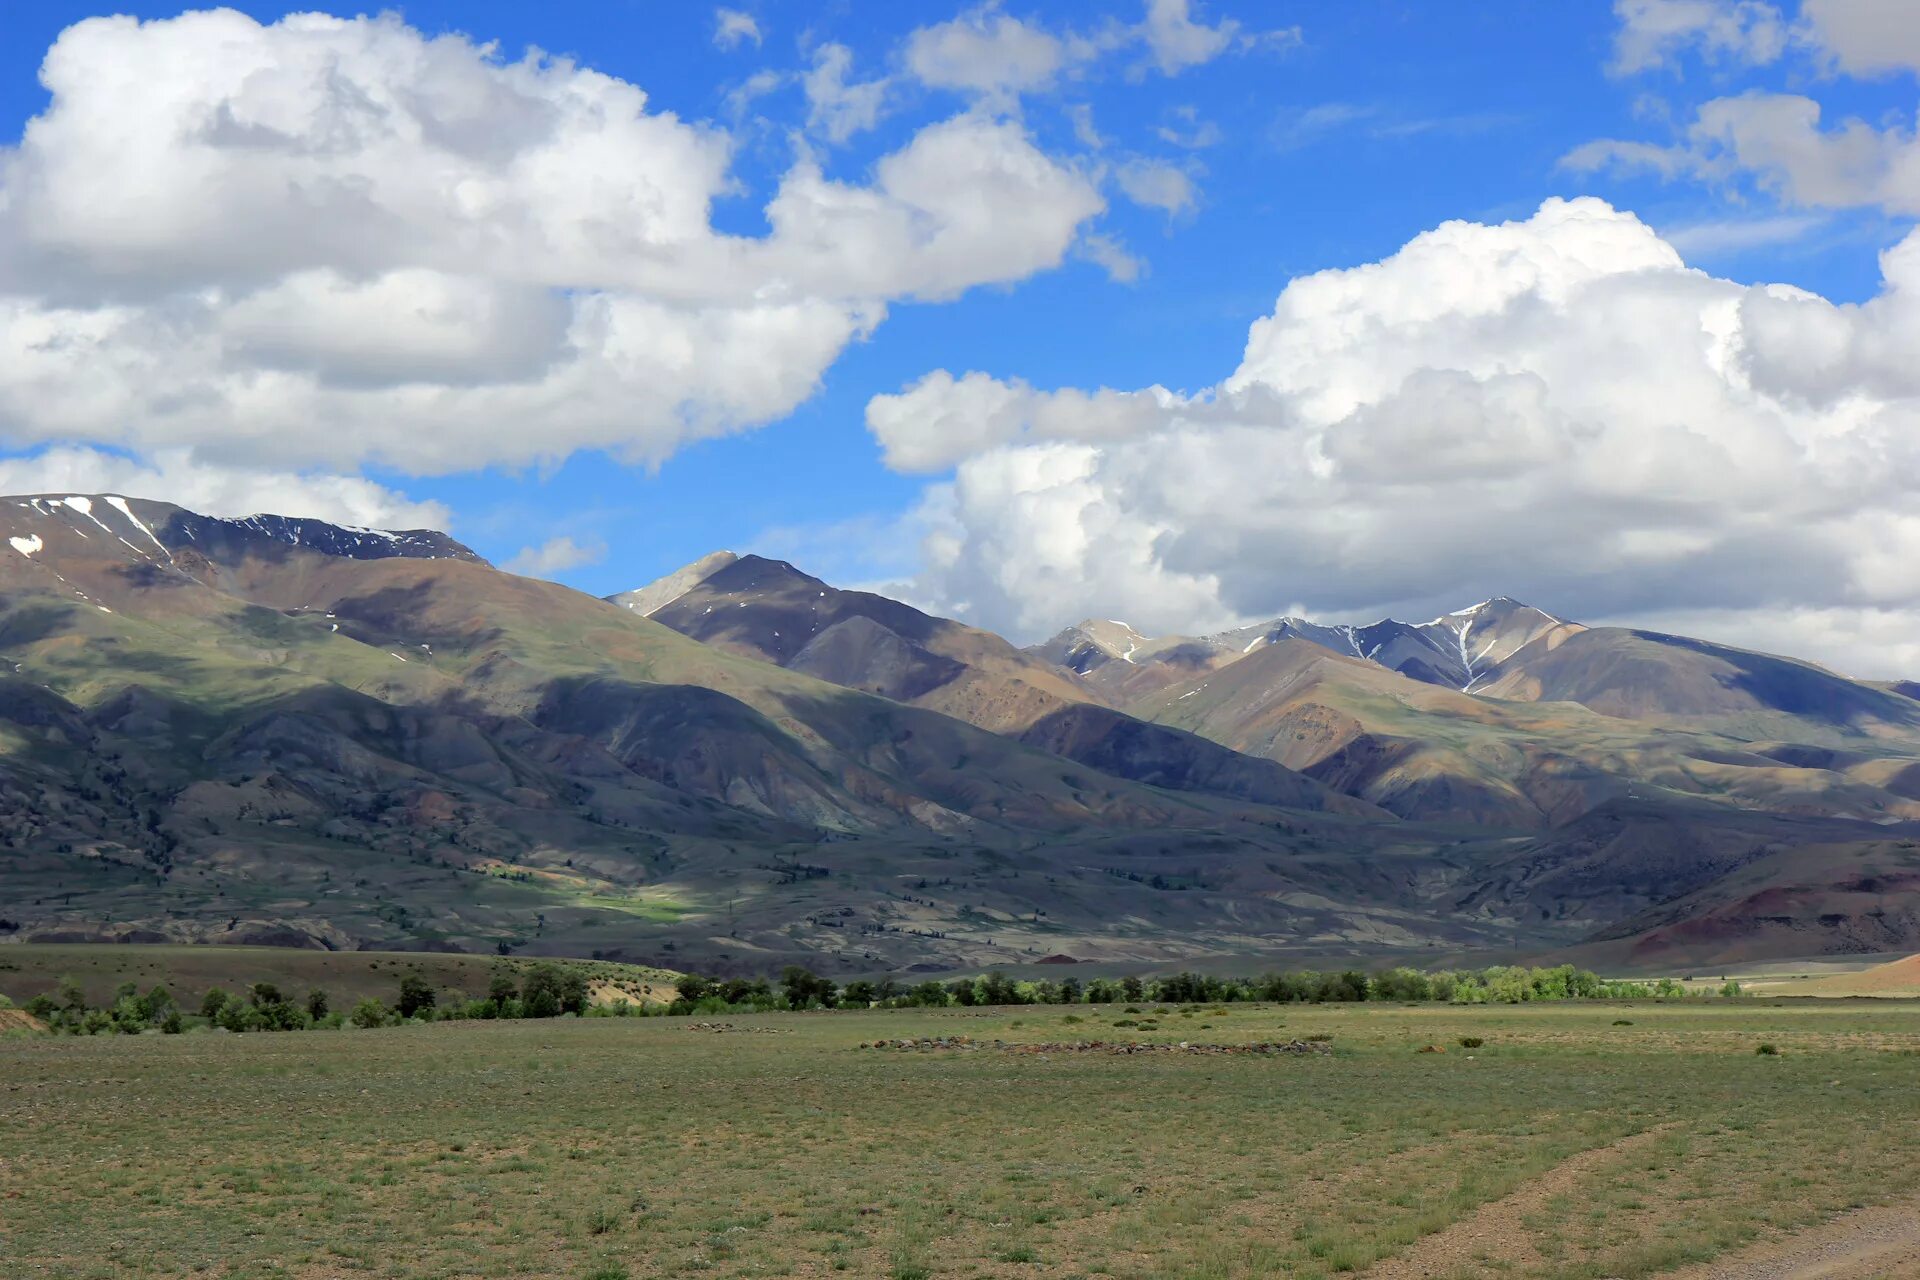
[
  {"left": 306, "top": 988, "right": 330, "bottom": 1021},
  {"left": 840, "top": 979, "right": 877, "bottom": 1007},
  {"left": 978, "top": 971, "right": 1021, "bottom": 1006},
  {"left": 140, "top": 984, "right": 175, "bottom": 1023},
  {"left": 350, "top": 998, "right": 390, "bottom": 1029},
  {"left": 521, "top": 964, "right": 564, "bottom": 1018},
  {"left": 487, "top": 970, "right": 519, "bottom": 1006},
  {"left": 56, "top": 976, "right": 86, "bottom": 1017},
  {"left": 676, "top": 974, "right": 713, "bottom": 1004},
  {"left": 396, "top": 975, "right": 436, "bottom": 1019},
  {"left": 780, "top": 966, "right": 836, "bottom": 1010},
  {"left": 201, "top": 987, "right": 232, "bottom": 1020}
]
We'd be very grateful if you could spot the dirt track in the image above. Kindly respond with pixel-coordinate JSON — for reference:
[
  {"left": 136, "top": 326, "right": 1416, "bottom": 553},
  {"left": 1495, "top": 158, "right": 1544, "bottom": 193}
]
[
  {"left": 1664, "top": 1198, "right": 1920, "bottom": 1279},
  {"left": 1363, "top": 1129, "right": 1920, "bottom": 1280},
  {"left": 1363, "top": 1125, "right": 1677, "bottom": 1278}
]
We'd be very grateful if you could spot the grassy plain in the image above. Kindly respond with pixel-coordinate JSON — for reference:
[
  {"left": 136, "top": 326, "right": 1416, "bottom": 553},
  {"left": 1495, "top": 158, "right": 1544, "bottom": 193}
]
[{"left": 5, "top": 1000, "right": 1920, "bottom": 1279}]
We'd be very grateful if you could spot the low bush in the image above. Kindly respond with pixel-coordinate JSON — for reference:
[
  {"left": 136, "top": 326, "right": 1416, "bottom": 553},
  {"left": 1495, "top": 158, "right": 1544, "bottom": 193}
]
[{"left": 1459, "top": 1036, "right": 1484, "bottom": 1049}]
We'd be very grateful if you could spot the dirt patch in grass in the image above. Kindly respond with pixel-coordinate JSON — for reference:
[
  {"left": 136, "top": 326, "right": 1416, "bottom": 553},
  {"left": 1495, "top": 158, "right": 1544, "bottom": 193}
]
[
  {"left": 1361, "top": 1123, "right": 1682, "bottom": 1278},
  {"left": 1663, "top": 1191, "right": 1920, "bottom": 1279}
]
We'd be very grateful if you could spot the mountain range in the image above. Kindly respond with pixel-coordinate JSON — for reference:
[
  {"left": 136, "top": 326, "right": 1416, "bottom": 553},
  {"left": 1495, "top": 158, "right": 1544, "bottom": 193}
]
[{"left": 4, "top": 493, "right": 1920, "bottom": 974}]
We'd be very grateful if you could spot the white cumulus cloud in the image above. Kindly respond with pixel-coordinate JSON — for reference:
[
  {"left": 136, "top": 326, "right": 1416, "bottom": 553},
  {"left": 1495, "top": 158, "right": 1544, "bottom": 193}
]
[
  {"left": 1609, "top": 0, "right": 1786, "bottom": 74},
  {"left": 1115, "top": 157, "right": 1199, "bottom": 217},
  {"left": 0, "top": 447, "right": 445, "bottom": 529},
  {"left": 906, "top": 8, "right": 1073, "bottom": 104},
  {"left": 503, "top": 534, "right": 607, "bottom": 578},
  {"left": 0, "top": 11, "right": 1104, "bottom": 483},
  {"left": 869, "top": 197, "right": 1920, "bottom": 676}
]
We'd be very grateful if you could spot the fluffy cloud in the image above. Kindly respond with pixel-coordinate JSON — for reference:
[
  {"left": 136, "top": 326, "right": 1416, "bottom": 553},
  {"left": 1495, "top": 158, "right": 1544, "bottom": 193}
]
[
  {"left": 1580, "top": 1, "right": 1920, "bottom": 215},
  {"left": 906, "top": 9, "right": 1072, "bottom": 103},
  {"left": 713, "top": 8, "right": 762, "bottom": 51},
  {"left": 803, "top": 43, "right": 890, "bottom": 142},
  {"left": 0, "top": 447, "right": 445, "bottom": 529},
  {"left": 1140, "top": 0, "right": 1242, "bottom": 75},
  {"left": 872, "top": 198, "right": 1920, "bottom": 675},
  {"left": 1570, "top": 92, "right": 1920, "bottom": 215},
  {"left": 1608, "top": 0, "right": 1786, "bottom": 74},
  {"left": 0, "top": 11, "right": 1105, "bottom": 479},
  {"left": 503, "top": 534, "right": 606, "bottom": 577},
  {"left": 1800, "top": 0, "right": 1920, "bottom": 75},
  {"left": 1114, "top": 158, "right": 1199, "bottom": 216},
  {"left": 901, "top": 1, "right": 1277, "bottom": 108}
]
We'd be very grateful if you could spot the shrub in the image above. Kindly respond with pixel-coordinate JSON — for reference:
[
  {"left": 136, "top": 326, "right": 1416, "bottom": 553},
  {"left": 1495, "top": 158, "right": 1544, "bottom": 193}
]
[
  {"left": 1612, "top": 1019, "right": 1634, "bottom": 1026},
  {"left": 1756, "top": 1043, "right": 1780, "bottom": 1056},
  {"left": 306, "top": 988, "right": 330, "bottom": 1021},
  {"left": 1459, "top": 1037, "right": 1484, "bottom": 1049},
  {"left": 585, "top": 1207, "right": 622, "bottom": 1235},
  {"left": 350, "top": 998, "right": 390, "bottom": 1029}
]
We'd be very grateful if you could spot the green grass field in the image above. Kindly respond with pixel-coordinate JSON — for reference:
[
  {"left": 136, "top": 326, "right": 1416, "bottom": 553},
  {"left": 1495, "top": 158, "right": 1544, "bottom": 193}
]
[{"left": 6, "top": 999, "right": 1920, "bottom": 1278}]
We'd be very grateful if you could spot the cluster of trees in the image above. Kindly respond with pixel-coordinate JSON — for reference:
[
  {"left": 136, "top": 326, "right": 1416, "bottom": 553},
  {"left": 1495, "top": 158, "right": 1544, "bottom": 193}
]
[
  {"left": 11, "top": 960, "right": 1737, "bottom": 1034},
  {"left": 15, "top": 962, "right": 602, "bottom": 1036},
  {"left": 652, "top": 963, "right": 1725, "bottom": 1015}
]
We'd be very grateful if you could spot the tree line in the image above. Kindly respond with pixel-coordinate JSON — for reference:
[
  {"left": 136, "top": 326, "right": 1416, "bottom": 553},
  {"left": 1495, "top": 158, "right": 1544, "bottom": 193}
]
[
  {"left": 5, "top": 960, "right": 1738, "bottom": 1035},
  {"left": 655, "top": 962, "right": 1727, "bottom": 1014},
  {"left": 11, "top": 961, "right": 600, "bottom": 1036}
]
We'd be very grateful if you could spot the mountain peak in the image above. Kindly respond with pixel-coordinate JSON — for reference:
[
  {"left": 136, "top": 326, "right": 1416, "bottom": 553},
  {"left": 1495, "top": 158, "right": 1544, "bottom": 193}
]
[
  {"left": 606, "top": 550, "right": 738, "bottom": 616},
  {"left": 2, "top": 493, "right": 481, "bottom": 571}
]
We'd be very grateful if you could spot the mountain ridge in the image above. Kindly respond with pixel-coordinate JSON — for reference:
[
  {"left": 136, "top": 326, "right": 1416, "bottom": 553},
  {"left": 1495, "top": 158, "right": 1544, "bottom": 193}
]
[{"left": 10, "top": 499, "right": 1920, "bottom": 972}]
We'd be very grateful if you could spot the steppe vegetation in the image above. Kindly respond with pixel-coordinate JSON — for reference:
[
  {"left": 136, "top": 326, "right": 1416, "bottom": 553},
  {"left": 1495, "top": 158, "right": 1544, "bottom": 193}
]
[{"left": 6, "top": 974, "right": 1920, "bottom": 1279}]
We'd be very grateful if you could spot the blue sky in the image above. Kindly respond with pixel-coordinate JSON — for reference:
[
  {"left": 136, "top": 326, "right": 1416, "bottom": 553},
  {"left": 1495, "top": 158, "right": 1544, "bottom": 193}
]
[{"left": 2, "top": 2, "right": 1919, "bottom": 671}]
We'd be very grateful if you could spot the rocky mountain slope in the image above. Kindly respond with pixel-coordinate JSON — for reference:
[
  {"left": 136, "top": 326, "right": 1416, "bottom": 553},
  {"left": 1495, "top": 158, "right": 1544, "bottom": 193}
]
[
  {"left": 0, "top": 495, "right": 1473, "bottom": 971},
  {"left": 9, "top": 497, "right": 1920, "bottom": 973},
  {"left": 1036, "top": 598, "right": 1579, "bottom": 701},
  {"left": 617, "top": 553, "right": 1361, "bottom": 813}
]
